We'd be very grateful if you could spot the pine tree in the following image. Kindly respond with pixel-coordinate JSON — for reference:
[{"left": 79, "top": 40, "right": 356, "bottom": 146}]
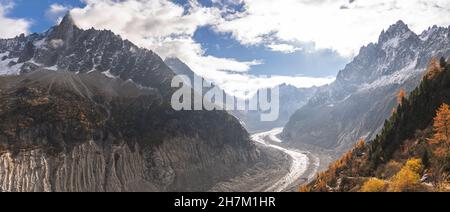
[
  {"left": 440, "top": 57, "right": 447, "bottom": 69},
  {"left": 421, "top": 150, "right": 430, "bottom": 168}
]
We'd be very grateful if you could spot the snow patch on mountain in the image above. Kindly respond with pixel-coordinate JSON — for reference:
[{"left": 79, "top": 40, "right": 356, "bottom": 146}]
[
  {"left": 382, "top": 31, "right": 413, "bottom": 50},
  {"left": 0, "top": 52, "right": 21, "bottom": 75},
  {"left": 420, "top": 26, "right": 439, "bottom": 41},
  {"left": 358, "top": 57, "right": 419, "bottom": 92},
  {"left": 283, "top": 21, "right": 450, "bottom": 153},
  {"left": 34, "top": 39, "right": 46, "bottom": 49},
  {"left": 49, "top": 39, "right": 64, "bottom": 48},
  {"left": 102, "top": 70, "right": 118, "bottom": 79},
  {"left": 45, "top": 65, "right": 58, "bottom": 71}
]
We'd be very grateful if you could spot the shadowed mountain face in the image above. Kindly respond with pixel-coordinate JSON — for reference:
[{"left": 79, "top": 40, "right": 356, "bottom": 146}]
[
  {"left": 283, "top": 21, "right": 450, "bottom": 154},
  {"left": 165, "top": 57, "right": 201, "bottom": 85},
  {"left": 0, "top": 15, "right": 258, "bottom": 192}
]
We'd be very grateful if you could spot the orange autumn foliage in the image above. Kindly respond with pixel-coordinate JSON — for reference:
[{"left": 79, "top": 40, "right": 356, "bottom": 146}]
[
  {"left": 329, "top": 151, "right": 353, "bottom": 173},
  {"left": 388, "top": 168, "right": 421, "bottom": 192},
  {"left": 403, "top": 158, "right": 424, "bottom": 173},
  {"left": 299, "top": 185, "right": 311, "bottom": 192},
  {"left": 434, "top": 147, "right": 448, "bottom": 159},
  {"left": 397, "top": 89, "right": 407, "bottom": 106},
  {"left": 313, "top": 173, "right": 329, "bottom": 192},
  {"left": 430, "top": 103, "right": 450, "bottom": 145},
  {"left": 360, "top": 178, "right": 387, "bottom": 192},
  {"left": 425, "top": 58, "right": 442, "bottom": 80},
  {"left": 355, "top": 139, "right": 366, "bottom": 149},
  {"left": 388, "top": 159, "right": 423, "bottom": 192}
]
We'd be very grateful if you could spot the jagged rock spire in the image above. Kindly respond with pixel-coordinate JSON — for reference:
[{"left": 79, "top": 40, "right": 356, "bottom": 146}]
[
  {"left": 49, "top": 13, "right": 78, "bottom": 42},
  {"left": 378, "top": 20, "right": 413, "bottom": 44},
  {"left": 59, "top": 13, "right": 76, "bottom": 28}
]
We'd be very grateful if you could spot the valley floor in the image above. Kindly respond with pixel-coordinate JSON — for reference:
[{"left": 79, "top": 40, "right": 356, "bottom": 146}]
[{"left": 211, "top": 128, "right": 321, "bottom": 192}]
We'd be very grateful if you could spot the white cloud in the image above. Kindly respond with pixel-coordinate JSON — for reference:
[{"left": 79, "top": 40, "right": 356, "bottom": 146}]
[
  {"left": 45, "top": 3, "right": 71, "bottom": 23},
  {"left": 213, "top": 0, "right": 450, "bottom": 57},
  {"left": 205, "top": 72, "right": 334, "bottom": 99},
  {"left": 0, "top": 1, "right": 30, "bottom": 38},
  {"left": 67, "top": 0, "right": 271, "bottom": 95},
  {"left": 60, "top": 0, "right": 450, "bottom": 95},
  {"left": 267, "top": 43, "right": 301, "bottom": 53}
]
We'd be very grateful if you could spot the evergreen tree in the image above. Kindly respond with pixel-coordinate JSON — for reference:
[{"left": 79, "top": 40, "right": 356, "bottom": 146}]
[
  {"left": 421, "top": 150, "right": 430, "bottom": 168},
  {"left": 440, "top": 57, "right": 447, "bottom": 69}
]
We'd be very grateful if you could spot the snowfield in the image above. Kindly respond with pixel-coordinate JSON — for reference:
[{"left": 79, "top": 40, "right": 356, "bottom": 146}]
[{"left": 0, "top": 52, "right": 21, "bottom": 76}]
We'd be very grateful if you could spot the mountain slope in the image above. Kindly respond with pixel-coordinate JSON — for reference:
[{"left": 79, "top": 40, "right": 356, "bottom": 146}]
[
  {"left": 232, "top": 84, "right": 318, "bottom": 132},
  {"left": 165, "top": 57, "right": 318, "bottom": 132},
  {"left": 302, "top": 59, "right": 450, "bottom": 192},
  {"left": 0, "top": 14, "right": 258, "bottom": 192},
  {"left": 283, "top": 21, "right": 450, "bottom": 153},
  {"left": 165, "top": 57, "right": 204, "bottom": 86}
]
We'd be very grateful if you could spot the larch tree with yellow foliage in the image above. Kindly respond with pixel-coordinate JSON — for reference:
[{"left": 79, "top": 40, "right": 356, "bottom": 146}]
[
  {"left": 397, "top": 89, "right": 407, "bottom": 106},
  {"left": 360, "top": 178, "right": 387, "bottom": 192},
  {"left": 388, "top": 159, "right": 423, "bottom": 192},
  {"left": 425, "top": 58, "right": 442, "bottom": 80},
  {"left": 431, "top": 103, "right": 450, "bottom": 145},
  {"left": 429, "top": 103, "right": 450, "bottom": 161},
  {"left": 429, "top": 103, "right": 450, "bottom": 180}
]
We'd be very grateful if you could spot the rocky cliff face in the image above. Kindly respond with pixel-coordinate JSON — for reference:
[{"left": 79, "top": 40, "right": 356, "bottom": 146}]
[
  {"left": 0, "top": 141, "right": 148, "bottom": 192},
  {"left": 0, "top": 135, "right": 256, "bottom": 192},
  {"left": 283, "top": 21, "right": 450, "bottom": 153},
  {"left": 0, "top": 14, "right": 258, "bottom": 192}
]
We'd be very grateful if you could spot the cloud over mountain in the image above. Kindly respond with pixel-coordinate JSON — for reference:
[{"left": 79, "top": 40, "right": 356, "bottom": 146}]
[
  {"left": 0, "top": 1, "right": 30, "bottom": 38},
  {"left": 213, "top": 0, "right": 450, "bottom": 57}
]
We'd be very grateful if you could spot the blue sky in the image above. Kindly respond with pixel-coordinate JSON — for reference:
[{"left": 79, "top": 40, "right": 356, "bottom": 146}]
[
  {"left": 8, "top": 0, "right": 84, "bottom": 32},
  {"left": 1, "top": 0, "right": 449, "bottom": 95},
  {"left": 194, "top": 26, "right": 348, "bottom": 77},
  {"left": 1, "top": 0, "right": 348, "bottom": 79}
]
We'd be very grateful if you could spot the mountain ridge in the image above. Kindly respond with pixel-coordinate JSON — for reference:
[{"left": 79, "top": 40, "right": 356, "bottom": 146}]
[
  {"left": 165, "top": 57, "right": 319, "bottom": 132},
  {"left": 283, "top": 21, "right": 450, "bottom": 154},
  {"left": 302, "top": 58, "right": 450, "bottom": 192},
  {"left": 0, "top": 13, "right": 259, "bottom": 192}
]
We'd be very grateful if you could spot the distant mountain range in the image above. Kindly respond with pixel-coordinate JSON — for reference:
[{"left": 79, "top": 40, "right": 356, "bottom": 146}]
[
  {"left": 283, "top": 21, "right": 450, "bottom": 154},
  {"left": 165, "top": 57, "right": 319, "bottom": 132}
]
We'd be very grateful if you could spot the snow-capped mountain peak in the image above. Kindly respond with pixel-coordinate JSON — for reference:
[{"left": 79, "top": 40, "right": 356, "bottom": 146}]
[
  {"left": 284, "top": 21, "right": 450, "bottom": 153},
  {"left": 0, "top": 13, "right": 175, "bottom": 93},
  {"left": 378, "top": 20, "right": 412, "bottom": 44}
]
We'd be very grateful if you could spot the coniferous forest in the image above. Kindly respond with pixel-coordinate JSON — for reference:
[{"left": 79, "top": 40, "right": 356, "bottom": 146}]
[{"left": 302, "top": 58, "right": 450, "bottom": 192}]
